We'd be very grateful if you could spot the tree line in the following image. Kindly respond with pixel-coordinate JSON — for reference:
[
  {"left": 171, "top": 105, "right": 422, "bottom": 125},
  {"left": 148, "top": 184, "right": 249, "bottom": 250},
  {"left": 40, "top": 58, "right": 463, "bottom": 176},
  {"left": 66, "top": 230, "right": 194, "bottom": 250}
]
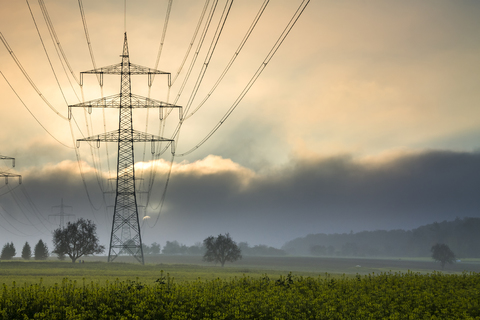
[
  {"left": 281, "top": 217, "right": 480, "bottom": 258},
  {"left": 0, "top": 240, "right": 49, "bottom": 260},
  {"left": 0, "top": 217, "right": 282, "bottom": 264},
  {"left": 159, "top": 240, "right": 285, "bottom": 256}
]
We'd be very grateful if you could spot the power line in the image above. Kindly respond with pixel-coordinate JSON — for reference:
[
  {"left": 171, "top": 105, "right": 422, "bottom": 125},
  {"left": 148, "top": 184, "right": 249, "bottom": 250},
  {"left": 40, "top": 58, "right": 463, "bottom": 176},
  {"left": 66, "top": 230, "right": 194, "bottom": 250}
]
[
  {"left": 38, "top": 0, "right": 81, "bottom": 85},
  {"left": 0, "top": 204, "right": 38, "bottom": 236},
  {"left": 0, "top": 32, "right": 69, "bottom": 120},
  {"left": 175, "top": 0, "right": 311, "bottom": 156},
  {"left": 184, "top": 0, "right": 270, "bottom": 120},
  {"left": 138, "top": 0, "right": 212, "bottom": 198},
  {"left": 142, "top": 1, "right": 303, "bottom": 224},
  {"left": 171, "top": 0, "right": 211, "bottom": 85},
  {"left": 19, "top": 185, "right": 53, "bottom": 232},
  {"left": 151, "top": 0, "right": 174, "bottom": 84},
  {"left": 0, "top": 71, "right": 73, "bottom": 149},
  {"left": 78, "top": 0, "right": 101, "bottom": 85},
  {"left": 7, "top": 185, "right": 51, "bottom": 235},
  {"left": 171, "top": 0, "right": 219, "bottom": 106},
  {"left": 182, "top": 0, "right": 233, "bottom": 117},
  {"left": 26, "top": 0, "right": 72, "bottom": 107}
]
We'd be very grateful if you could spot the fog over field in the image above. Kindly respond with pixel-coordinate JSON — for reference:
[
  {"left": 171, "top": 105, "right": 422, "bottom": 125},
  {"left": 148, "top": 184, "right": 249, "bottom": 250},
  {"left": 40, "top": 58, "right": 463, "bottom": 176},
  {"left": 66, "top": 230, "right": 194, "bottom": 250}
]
[{"left": 0, "top": 1, "right": 480, "bottom": 252}]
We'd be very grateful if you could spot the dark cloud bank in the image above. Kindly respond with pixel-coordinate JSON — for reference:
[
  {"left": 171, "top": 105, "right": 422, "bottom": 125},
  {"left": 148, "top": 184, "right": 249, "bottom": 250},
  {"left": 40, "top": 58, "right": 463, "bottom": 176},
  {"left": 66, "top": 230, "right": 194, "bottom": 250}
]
[
  {"left": 157, "top": 149, "right": 480, "bottom": 247},
  {"left": 3, "top": 150, "right": 480, "bottom": 248}
]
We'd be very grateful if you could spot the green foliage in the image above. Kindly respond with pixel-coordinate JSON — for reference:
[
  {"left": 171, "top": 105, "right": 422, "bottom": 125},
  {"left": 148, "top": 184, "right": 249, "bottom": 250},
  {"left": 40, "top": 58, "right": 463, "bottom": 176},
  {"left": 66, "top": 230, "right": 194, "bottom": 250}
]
[
  {"left": 52, "top": 218, "right": 105, "bottom": 263},
  {"left": 239, "top": 242, "right": 286, "bottom": 256},
  {"left": 21, "top": 242, "right": 31, "bottom": 260},
  {"left": 204, "top": 233, "right": 242, "bottom": 267},
  {"left": 0, "top": 272, "right": 480, "bottom": 319},
  {"left": 142, "top": 242, "right": 161, "bottom": 255},
  {"left": 431, "top": 243, "right": 456, "bottom": 269},
  {"left": 162, "top": 240, "right": 186, "bottom": 254},
  {"left": 161, "top": 241, "right": 204, "bottom": 255},
  {"left": 34, "top": 240, "right": 49, "bottom": 260},
  {"left": 0, "top": 242, "right": 16, "bottom": 260}
]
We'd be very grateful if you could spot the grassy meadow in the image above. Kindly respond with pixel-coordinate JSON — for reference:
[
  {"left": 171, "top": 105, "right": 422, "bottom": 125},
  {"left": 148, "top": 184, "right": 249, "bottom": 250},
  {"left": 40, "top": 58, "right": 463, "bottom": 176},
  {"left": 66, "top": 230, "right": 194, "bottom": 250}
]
[{"left": 1, "top": 254, "right": 479, "bottom": 287}]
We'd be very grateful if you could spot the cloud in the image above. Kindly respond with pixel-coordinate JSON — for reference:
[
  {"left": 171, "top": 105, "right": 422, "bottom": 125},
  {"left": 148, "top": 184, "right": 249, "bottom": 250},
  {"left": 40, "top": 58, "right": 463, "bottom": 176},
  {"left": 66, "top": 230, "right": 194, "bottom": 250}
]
[
  {"left": 1, "top": 1, "right": 480, "bottom": 251},
  {"left": 141, "top": 150, "right": 480, "bottom": 246},
  {"left": 2, "top": 149, "right": 480, "bottom": 248}
]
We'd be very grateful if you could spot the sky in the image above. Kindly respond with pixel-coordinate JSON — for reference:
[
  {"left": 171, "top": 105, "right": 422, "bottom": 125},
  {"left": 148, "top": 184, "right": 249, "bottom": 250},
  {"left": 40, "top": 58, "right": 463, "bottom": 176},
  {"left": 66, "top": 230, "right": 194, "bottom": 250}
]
[{"left": 0, "top": 0, "right": 479, "bottom": 253}]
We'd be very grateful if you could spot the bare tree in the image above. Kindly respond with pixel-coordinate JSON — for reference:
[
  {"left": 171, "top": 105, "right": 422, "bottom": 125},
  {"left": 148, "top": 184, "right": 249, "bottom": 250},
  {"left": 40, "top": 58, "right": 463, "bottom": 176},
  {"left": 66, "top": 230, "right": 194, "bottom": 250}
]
[
  {"left": 52, "top": 218, "right": 105, "bottom": 263},
  {"left": 431, "top": 243, "right": 455, "bottom": 269},
  {"left": 203, "top": 233, "right": 242, "bottom": 267}
]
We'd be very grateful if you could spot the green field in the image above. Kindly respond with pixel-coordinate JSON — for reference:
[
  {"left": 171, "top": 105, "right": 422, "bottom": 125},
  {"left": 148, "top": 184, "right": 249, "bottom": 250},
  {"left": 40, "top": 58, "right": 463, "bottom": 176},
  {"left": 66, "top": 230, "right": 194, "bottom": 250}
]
[
  {"left": 1, "top": 256, "right": 480, "bottom": 319},
  {"left": 1, "top": 255, "right": 479, "bottom": 287}
]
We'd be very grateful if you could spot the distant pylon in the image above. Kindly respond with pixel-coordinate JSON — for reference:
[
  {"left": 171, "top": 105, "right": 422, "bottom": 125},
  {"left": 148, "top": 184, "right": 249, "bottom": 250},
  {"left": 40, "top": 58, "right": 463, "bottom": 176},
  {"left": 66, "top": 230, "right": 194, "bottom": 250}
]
[
  {"left": 0, "top": 155, "right": 22, "bottom": 184},
  {"left": 69, "top": 33, "right": 181, "bottom": 264},
  {"left": 49, "top": 198, "right": 75, "bottom": 228}
]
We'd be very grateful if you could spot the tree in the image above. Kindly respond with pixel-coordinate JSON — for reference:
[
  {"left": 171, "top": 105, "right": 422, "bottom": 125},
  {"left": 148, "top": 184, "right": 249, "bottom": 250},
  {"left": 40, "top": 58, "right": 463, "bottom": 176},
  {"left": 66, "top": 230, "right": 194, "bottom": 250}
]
[
  {"left": 52, "top": 218, "right": 105, "bottom": 263},
  {"left": 21, "top": 242, "right": 31, "bottom": 260},
  {"left": 203, "top": 233, "right": 242, "bottom": 267},
  {"left": 431, "top": 243, "right": 455, "bottom": 269},
  {"left": 0, "top": 242, "right": 16, "bottom": 260},
  {"left": 150, "top": 242, "right": 161, "bottom": 255},
  {"left": 186, "top": 242, "right": 205, "bottom": 255},
  {"left": 142, "top": 242, "right": 161, "bottom": 255},
  {"left": 162, "top": 241, "right": 187, "bottom": 255},
  {"left": 34, "top": 240, "right": 49, "bottom": 260}
]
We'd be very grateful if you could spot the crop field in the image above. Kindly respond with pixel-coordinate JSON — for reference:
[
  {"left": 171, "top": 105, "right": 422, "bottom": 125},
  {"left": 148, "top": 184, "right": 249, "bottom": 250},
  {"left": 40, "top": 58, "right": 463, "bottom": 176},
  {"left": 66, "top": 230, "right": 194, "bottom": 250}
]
[{"left": 1, "top": 256, "right": 480, "bottom": 319}]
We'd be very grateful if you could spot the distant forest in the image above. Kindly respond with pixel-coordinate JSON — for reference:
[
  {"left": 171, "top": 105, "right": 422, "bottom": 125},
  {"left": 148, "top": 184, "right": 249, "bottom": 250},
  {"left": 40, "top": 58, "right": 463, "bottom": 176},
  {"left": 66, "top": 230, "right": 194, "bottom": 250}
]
[
  {"left": 156, "top": 240, "right": 286, "bottom": 256},
  {"left": 281, "top": 217, "right": 480, "bottom": 258}
]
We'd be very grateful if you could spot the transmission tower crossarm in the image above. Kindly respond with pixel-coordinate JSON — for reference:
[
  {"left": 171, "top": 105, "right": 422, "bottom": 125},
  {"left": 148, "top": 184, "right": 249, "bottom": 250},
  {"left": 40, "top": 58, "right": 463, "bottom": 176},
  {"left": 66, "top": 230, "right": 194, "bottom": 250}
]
[
  {"left": 0, "top": 155, "right": 15, "bottom": 167},
  {"left": 0, "top": 155, "right": 21, "bottom": 184},
  {"left": 81, "top": 63, "right": 171, "bottom": 87},
  {"left": 77, "top": 129, "right": 175, "bottom": 153},
  {"left": 77, "top": 129, "right": 173, "bottom": 142},
  {"left": 0, "top": 173, "right": 22, "bottom": 184},
  {"left": 81, "top": 62, "right": 169, "bottom": 75},
  {"left": 69, "top": 93, "right": 181, "bottom": 109}
]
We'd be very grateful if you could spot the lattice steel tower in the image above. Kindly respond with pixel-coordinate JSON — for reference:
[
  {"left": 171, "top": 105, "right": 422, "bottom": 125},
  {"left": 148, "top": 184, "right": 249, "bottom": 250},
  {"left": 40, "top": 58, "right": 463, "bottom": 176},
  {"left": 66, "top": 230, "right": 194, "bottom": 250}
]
[
  {"left": 49, "top": 198, "right": 75, "bottom": 229},
  {"left": 69, "top": 33, "right": 181, "bottom": 264}
]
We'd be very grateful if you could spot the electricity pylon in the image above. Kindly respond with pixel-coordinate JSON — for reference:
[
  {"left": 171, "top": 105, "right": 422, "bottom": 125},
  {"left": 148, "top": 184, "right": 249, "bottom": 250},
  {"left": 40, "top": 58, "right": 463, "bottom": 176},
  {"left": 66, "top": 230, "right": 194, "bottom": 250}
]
[
  {"left": 0, "top": 155, "right": 22, "bottom": 184},
  {"left": 49, "top": 198, "right": 75, "bottom": 228},
  {"left": 69, "top": 33, "right": 181, "bottom": 264}
]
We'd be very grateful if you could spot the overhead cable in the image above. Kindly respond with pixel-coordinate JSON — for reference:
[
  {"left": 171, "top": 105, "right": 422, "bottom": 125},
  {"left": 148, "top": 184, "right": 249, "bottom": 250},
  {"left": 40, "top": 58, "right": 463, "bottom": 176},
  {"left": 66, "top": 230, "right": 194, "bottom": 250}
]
[
  {"left": 151, "top": 0, "right": 174, "bottom": 84},
  {"left": 176, "top": 0, "right": 311, "bottom": 156},
  {"left": 8, "top": 185, "right": 51, "bottom": 234},
  {"left": 26, "top": 0, "right": 73, "bottom": 107},
  {"left": 78, "top": 0, "right": 101, "bottom": 85},
  {"left": 171, "top": 0, "right": 211, "bottom": 85},
  {"left": 0, "top": 32, "right": 69, "bottom": 120},
  {"left": 182, "top": 0, "right": 233, "bottom": 117},
  {"left": 140, "top": 0, "right": 175, "bottom": 195},
  {"left": 171, "top": 0, "right": 219, "bottom": 105},
  {"left": 68, "top": 119, "right": 104, "bottom": 214},
  {"left": 185, "top": 0, "right": 270, "bottom": 120},
  {"left": 0, "top": 206, "right": 37, "bottom": 236},
  {"left": 0, "top": 71, "right": 73, "bottom": 149},
  {"left": 38, "top": 0, "right": 81, "bottom": 85}
]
